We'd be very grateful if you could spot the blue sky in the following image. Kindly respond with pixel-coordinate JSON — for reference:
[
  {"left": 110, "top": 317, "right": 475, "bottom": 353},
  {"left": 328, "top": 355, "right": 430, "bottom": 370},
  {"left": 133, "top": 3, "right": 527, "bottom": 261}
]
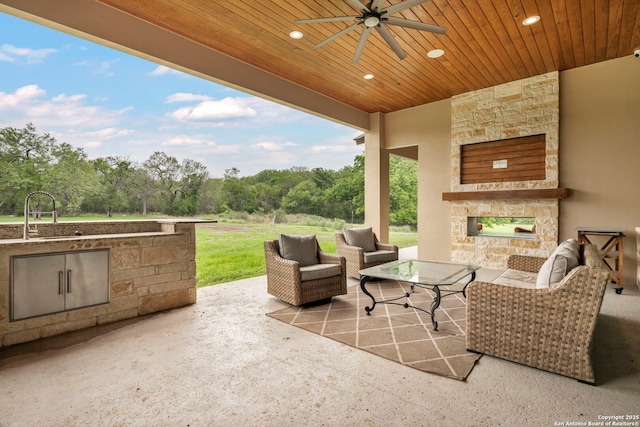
[{"left": 0, "top": 13, "right": 363, "bottom": 177}]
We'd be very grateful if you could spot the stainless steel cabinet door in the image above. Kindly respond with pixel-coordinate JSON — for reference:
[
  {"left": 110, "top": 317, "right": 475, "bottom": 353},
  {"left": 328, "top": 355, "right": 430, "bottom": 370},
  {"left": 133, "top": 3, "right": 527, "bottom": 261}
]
[
  {"left": 12, "top": 254, "right": 66, "bottom": 320},
  {"left": 65, "top": 250, "right": 109, "bottom": 309}
]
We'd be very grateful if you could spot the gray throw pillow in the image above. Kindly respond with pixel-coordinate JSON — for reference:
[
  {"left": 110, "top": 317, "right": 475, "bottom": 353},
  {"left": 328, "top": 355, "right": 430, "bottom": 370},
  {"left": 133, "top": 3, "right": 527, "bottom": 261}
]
[
  {"left": 536, "top": 254, "right": 568, "bottom": 288},
  {"left": 279, "top": 234, "right": 319, "bottom": 267},
  {"left": 554, "top": 238, "right": 580, "bottom": 271},
  {"left": 536, "top": 239, "right": 581, "bottom": 288},
  {"left": 343, "top": 227, "right": 377, "bottom": 252}
]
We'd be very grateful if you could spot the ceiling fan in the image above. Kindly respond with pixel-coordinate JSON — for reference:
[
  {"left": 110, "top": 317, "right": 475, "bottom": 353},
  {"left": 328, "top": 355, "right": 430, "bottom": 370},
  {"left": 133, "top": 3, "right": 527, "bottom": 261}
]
[{"left": 294, "top": 0, "right": 447, "bottom": 63}]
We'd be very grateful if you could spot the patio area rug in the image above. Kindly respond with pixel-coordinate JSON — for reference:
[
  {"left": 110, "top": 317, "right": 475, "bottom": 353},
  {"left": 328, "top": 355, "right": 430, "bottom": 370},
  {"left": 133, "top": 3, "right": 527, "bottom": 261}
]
[{"left": 267, "top": 281, "right": 482, "bottom": 381}]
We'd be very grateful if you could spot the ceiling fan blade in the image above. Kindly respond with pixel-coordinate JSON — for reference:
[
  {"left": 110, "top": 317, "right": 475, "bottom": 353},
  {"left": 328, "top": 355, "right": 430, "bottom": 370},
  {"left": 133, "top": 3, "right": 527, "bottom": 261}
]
[
  {"left": 375, "top": 24, "right": 407, "bottom": 60},
  {"left": 313, "top": 22, "right": 362, "bottom": 50},
  {"left": 352, "top": 26, "right": 373, "bottom": 63},
  {"left": 385, "top": 16, "right": 447, "bottom": 34},
  {"left": 346, "top": 0, "right": 370, "bottom": 13},
  {"left": 384, "top": 0, "right": 430, "bottom": 15},
  {"left": 294, "top": 16, "right": 358, "bottom": 24},
  {"left": 370, "top": 0, "right": 386, "bottom": 12}
]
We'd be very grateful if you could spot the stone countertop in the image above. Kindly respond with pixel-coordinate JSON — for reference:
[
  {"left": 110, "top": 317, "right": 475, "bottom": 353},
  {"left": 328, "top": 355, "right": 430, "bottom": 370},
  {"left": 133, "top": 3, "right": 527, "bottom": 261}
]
[
  {"left": 0, "top": 219, "right": 216, "bottom": 244},
  {"left": 0, "top": 231, "right": 174, "bottom": 246},
  {"left": 0, "top": 219, "right": 218, "bottom": 225}
]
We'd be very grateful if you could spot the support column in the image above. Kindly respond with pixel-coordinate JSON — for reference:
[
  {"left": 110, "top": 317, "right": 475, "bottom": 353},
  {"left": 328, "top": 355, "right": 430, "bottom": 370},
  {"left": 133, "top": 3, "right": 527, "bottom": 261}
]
[{"left": 364, "top": 112, "right": 390, "bottom": 242}]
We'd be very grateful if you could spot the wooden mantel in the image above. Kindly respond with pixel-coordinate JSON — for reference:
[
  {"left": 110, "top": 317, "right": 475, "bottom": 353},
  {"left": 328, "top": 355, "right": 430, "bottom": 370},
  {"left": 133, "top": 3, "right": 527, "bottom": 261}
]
[{"left": 442, "top": 188, "right": 569, "bottom": 201}]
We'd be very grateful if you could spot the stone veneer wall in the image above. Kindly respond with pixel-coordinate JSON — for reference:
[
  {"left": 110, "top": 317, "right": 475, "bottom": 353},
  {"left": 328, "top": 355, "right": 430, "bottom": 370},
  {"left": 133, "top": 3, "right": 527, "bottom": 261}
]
[
  {"left": 450, "top": 72, "right": 560, "bottom": 268},
  {"left": 0, "top": 222, "right": 197, "bottom": 347}
]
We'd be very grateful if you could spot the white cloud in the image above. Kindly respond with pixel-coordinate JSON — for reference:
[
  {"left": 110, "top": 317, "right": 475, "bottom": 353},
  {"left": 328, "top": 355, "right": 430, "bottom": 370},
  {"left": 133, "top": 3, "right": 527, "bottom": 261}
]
[
  {"left": 200, "top": 145, "right": 241, "bottom": 155},
  {"left": 74, "top": 59, "right": 118, "bottom": 76},
  {"left": 81, "top": 127, "right": 134, "bottom": 139},
  {"left": 169, "top": 97, "right": 258, "bottom": 121},
  {"left": 0, "top": 44, "right": 57, "bottom": 63},
  {"left": 0, "top": 85, "right": 46, "bottom": 108},
  {"left": 311, "top": 144, "right": 354, "bottom": 153},
  {"left": 162, "top": 135, "right": 214, "bottom": 146},
  {"left": 148, "top": 65, "right": 184, "bottom": 76},
  {"left": 253, "top": 142, "right": 282, "bottom": 151},
  {"left": 82, "top": 141, "right": 103, "bottom": 148},
  {"left": 165, "top": 93, "right": 212, "bottom": 103},
  {"left": 47, "top": 127, "right": 135, "bottom": 154},
  {"left": 0, "top": 85, "right": 131, "bottom": 128},
  {"left": 252, "top": 141, "right": 299, "bottom": 151}
]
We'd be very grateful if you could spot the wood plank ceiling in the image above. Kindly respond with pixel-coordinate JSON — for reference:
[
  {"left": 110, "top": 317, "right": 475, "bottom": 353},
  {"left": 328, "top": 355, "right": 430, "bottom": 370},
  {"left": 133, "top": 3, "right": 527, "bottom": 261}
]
[{"left": 97, "top": 0, "right": 640, "bottom": 114}]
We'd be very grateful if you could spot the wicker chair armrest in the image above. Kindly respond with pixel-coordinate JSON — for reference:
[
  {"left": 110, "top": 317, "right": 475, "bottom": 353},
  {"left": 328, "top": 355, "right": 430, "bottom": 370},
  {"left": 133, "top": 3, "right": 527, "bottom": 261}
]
[
  {"left": 338, "top": 244, "right": 363, "bottom": 268},
  {"left": 506, "top": 254, "right": 547, "bottom": 272},
  {"left": 341, "top": 244, "right": 364, "bottom": 256},
  {"left": 264, "top": 241, "right": 301, "bottom": 280},
  {"left": 375, "top": 242, "right": 398, "bottom": 254},
  {"left": 318, "top": 251, "right": 345, "bottom": 266}
]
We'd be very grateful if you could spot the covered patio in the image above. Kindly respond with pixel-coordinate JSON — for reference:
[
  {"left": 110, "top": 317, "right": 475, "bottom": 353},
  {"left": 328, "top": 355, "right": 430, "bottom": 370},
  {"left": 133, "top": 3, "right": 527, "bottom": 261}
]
[
  {"left": 0, "top": 1, "right": 639, "bottom": 425},
  {"left": 1, "top": 269, "right": 639, "bottom": 426}
]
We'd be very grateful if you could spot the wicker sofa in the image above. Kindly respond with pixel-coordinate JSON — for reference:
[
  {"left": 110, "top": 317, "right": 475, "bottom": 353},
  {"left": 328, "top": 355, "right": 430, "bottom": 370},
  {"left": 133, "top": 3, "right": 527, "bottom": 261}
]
[{"left": 466, "top": 243, "right": 609, "bottom": 384}]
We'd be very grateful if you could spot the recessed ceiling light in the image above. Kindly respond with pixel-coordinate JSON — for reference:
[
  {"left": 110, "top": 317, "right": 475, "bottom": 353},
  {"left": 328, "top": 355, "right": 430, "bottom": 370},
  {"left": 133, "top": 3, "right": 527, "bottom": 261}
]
[
  {"left": 363, "top": 74, "right": 374, "bottom": 80},
  {"left": 289, "top": 30, "right": 303, "bottom": 39},
  {"left": 522, "top": 15, "right": 540, "bottom": 25},
  {"left": 427, "top": 49, "right": 445, "bottom": 58}
]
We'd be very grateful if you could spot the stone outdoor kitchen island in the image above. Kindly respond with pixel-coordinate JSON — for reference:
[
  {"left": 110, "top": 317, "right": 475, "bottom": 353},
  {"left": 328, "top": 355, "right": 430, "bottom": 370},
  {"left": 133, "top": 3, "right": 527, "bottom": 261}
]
[{"left": 0, "top": 219, "right": 209, "bottom": 347}]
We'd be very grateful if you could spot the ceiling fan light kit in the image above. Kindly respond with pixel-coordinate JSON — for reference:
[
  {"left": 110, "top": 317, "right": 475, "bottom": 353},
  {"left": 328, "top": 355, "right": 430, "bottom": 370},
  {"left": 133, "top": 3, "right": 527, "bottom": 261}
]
[{"left": 293, "top": 0, "right": 447, "bottom": 63}]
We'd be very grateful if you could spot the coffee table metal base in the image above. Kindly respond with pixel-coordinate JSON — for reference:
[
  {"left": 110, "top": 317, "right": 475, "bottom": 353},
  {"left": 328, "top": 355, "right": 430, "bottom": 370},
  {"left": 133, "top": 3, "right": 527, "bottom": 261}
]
[{"left": 359, "top": 272, "right": 476, "bottom": 331}]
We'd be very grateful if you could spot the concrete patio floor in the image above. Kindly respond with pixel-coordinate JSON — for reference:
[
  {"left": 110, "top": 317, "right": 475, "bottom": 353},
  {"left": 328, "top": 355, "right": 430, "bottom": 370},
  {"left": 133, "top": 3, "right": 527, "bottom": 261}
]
[{"left": 1, "top": 263, "right": 639, "bottom": 426}]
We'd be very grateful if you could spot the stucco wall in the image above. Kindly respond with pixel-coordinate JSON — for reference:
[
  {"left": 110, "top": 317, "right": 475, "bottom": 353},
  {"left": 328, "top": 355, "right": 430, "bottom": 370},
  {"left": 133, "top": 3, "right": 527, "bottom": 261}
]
[
  {"left": 560, "top": 56, "right": 640, "bottom": 286},
  {"left": 385, "top": 99, "right": 452, "bottom": 262}
]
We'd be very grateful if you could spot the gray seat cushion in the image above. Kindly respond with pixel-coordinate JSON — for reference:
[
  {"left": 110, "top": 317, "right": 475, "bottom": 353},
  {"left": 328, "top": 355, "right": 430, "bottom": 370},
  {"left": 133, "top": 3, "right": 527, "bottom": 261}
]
[
  {"left": 363, "top": 250, "right": 397, "bottom": 264},
  {"left": 279, "top": 234, "right": 318, "bottom": 267},
  {"left": 300, "top": 264, "right": 342, "bottom": 281},
  {"left": 343, "top": 227, "right": 377, "bottom": 252}
]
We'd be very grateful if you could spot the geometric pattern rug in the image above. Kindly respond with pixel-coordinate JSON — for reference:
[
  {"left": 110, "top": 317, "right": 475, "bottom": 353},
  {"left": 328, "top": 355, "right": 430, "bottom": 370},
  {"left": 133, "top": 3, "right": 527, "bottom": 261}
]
[{"left": 267, "top": 281, "right": 482, "bottom": 381}]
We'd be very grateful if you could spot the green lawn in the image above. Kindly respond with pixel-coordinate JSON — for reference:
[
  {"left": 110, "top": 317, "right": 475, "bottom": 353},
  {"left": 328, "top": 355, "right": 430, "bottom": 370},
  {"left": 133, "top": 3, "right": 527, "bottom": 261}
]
[
  {"left": 195, "top": 223, "right": 417, "bottom": 287},
  {"left": 478, "top": 222, "right": 533, "bottom": 236},
  {"left": 1, "top": 215, "right": 417, "bottom": 288}
]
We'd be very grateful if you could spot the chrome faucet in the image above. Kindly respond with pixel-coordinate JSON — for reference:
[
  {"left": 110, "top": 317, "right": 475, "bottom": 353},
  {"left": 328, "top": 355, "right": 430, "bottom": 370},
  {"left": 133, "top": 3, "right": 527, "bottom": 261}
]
[{"left": 24, "top": 191, "right": 58, "bottom": 240}]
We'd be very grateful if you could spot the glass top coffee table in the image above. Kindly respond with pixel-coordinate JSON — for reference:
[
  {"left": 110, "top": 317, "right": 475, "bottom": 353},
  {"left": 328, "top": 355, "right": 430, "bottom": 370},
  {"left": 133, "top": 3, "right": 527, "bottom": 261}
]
[{"left": 359, "top": 260, "right": 480, "bottom": 331}]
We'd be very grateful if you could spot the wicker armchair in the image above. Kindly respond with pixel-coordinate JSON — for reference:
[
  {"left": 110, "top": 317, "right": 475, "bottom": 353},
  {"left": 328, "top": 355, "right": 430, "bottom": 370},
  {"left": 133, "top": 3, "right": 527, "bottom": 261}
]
[
  {"left": 466, "top": 243, "right": 609, "bottom": 384},
  {"left": 335, "top": 229, "right": 398, "bottom": 279},
  {"left": 264, "top": 238, "right": 346, "bottom": 306}
]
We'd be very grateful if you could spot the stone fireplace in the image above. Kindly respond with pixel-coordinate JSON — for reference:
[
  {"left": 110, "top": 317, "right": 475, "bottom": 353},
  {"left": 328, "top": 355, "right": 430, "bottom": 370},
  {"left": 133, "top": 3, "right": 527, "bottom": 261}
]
[{"left": 449, "top": 72, "right": 561, "bottom": 268}]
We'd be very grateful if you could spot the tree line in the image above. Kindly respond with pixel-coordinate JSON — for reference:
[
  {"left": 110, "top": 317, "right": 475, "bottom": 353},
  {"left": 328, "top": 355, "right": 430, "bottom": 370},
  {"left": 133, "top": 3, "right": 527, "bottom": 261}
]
[{"left": 0, "top": 124, "right": 417, "bottom": 225}]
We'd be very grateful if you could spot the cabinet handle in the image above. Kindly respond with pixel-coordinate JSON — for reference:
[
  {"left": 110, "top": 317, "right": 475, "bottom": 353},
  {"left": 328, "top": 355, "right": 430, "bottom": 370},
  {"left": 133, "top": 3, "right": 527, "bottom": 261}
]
[
  {"left": 58, "top": 271, "right": 64, "bottom": 295},
  {"left": 66, "top": 270, "right": 72, "bottom": 293}
]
